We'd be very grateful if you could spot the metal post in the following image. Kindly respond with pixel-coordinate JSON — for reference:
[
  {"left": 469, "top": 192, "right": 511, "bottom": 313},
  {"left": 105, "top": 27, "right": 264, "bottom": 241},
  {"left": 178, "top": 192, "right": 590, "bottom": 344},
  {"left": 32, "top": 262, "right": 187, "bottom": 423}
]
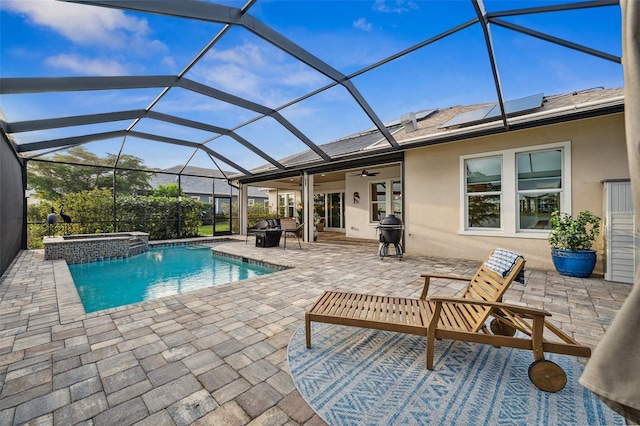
[
  {"left": 112, "top": 169, "right": 117, "bottom": 232},
  {"left": 177, "top": 175, "right": 182, "bottom": 238},
  {"left": 21, "top": 158, "right": 28, "bottom": 250}
]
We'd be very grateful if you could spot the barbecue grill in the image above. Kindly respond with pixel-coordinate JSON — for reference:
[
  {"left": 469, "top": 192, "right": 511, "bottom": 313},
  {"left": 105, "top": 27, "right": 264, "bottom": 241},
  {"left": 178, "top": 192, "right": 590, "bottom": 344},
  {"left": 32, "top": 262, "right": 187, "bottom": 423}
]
[{"left": 376, "top": 214, "right": 404, "bottom": 260}]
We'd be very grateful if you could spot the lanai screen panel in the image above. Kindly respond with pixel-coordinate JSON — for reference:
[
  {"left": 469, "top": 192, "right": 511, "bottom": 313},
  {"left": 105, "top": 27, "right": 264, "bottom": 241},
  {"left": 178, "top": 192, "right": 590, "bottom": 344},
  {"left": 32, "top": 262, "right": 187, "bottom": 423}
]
[{"left": 0, "top": 0, "right": 624, "bottom": 177}]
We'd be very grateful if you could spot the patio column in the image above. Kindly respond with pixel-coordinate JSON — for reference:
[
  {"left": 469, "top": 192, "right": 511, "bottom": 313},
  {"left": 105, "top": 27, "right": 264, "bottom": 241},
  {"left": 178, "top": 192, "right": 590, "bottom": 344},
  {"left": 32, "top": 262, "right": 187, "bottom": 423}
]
[
  {"left": 303, "top": 172, "right": 314, "bottom": 243},
  {"left": 238, "top": 183, "right": 248, "bottom": 236}
]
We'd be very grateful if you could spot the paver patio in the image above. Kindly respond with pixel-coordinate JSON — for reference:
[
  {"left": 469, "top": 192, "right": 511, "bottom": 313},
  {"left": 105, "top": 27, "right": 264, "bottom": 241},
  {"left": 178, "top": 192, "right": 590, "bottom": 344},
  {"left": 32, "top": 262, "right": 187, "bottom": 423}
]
[{"left": 0, "top": 237, "right": 632, "bottom": 425}]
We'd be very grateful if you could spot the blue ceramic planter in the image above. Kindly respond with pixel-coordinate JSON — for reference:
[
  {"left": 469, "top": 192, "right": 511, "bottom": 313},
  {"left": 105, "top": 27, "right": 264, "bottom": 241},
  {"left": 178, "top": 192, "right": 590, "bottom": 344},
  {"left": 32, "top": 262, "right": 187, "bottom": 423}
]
[{"left": 551, "top": 249, "right": 597, "bottom": 278}]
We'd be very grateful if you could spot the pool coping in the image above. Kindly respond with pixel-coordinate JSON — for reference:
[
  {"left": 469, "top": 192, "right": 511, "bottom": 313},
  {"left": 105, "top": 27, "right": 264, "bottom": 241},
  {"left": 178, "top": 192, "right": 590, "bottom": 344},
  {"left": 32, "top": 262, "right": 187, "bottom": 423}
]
[{"left": 54, "top": 238, "right": 291, "bottom": 323}]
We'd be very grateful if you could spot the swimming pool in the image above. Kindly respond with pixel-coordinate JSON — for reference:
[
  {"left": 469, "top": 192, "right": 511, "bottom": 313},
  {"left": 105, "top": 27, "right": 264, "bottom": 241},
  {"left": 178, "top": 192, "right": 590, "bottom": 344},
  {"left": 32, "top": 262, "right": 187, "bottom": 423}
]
[{"left": 68, "top": 244, "right": 279, "bottom": 313}]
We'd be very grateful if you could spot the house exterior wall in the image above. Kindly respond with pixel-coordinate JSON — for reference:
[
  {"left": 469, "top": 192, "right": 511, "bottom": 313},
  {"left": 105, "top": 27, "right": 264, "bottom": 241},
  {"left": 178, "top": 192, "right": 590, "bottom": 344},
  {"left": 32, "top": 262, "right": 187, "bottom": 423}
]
[
  {"left": 345, "top": 166, "right": 401, "bottom": 240},
  {"left": 403, "top": 112, "right": 627, "bottom": 273}
]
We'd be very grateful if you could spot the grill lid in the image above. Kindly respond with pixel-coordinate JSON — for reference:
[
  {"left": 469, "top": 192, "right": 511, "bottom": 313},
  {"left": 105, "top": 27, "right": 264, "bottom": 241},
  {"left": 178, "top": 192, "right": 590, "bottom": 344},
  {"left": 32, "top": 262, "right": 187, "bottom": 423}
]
[{"left": 379, "top": 214, "right": 403, "bottom": 227}]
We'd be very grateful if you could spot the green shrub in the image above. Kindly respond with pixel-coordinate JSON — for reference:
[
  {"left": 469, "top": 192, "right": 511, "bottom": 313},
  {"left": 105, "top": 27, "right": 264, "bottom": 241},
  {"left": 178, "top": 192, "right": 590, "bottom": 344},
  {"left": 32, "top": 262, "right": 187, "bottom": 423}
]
[{"left": 548, "top": 210, "right": 600, "bottom": 251}]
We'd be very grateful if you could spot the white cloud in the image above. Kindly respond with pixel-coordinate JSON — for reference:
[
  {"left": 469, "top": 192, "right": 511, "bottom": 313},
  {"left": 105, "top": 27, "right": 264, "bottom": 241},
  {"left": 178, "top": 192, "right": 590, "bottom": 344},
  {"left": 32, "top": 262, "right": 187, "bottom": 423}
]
[
  {"left": 210, "top": 43, "right": 268, "bottom": 69},
  {"left": 353, "top": 17, "right": 373, "bottom": 31},
  {"left": 45, "top": 54, "right": 129, "bottom": 75},
  {"left": 373, "top": 0, "right": 419, "bottom": 14},
  {"left": 193, "top": 42, "right": 327, "bottom": 106},
  {"left": 3, "top": 0, "right": 164, "bottom": 52},
  {"left": 161, "top": 56, "right": 178, "bottom": 71}
]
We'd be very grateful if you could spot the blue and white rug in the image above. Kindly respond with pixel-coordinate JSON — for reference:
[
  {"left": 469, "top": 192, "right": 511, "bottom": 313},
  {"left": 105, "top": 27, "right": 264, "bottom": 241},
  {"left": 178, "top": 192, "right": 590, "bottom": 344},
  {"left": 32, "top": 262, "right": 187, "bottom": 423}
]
[{"left": 288, "top": 323, "right": 624, "bottom": 425}]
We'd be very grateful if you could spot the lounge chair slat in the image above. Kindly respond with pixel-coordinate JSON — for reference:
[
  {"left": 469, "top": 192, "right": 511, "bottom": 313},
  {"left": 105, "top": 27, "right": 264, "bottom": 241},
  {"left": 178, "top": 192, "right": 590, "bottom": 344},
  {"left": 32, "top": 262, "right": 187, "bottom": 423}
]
[
  {"left": 454, "top": 303, "right": 482, "bottom": 330},
  {"left": 450, "top": 303, "right": 476, "bottom": 331},
  {"left": 366, "top": 295, "right": 378, "bottom": 321},
  {"left": 439, "top": 304, "right": 458, "bottom": 329},
  {"left": 397, "top": 298, "right": 406, "bottom": 325},
  {"left": 349, "top": 294, "right": 364, "bottom": 319},
  {"left": 371, "top": 296, "right": 382, "bottom": 321}
]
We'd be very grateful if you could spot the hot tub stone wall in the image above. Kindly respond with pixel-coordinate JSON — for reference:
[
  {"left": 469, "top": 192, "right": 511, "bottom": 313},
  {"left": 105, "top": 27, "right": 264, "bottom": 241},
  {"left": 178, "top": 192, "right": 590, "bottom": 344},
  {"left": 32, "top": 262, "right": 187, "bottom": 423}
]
[{"left": 44, "top": 232, "right": 149, "bottom": 264}]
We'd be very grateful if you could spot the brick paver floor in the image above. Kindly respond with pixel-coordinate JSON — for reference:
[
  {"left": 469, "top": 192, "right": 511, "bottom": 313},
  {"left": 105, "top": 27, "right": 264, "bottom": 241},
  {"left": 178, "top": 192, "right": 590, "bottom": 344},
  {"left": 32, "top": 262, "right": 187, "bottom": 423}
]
[{"left": 0, "top": 238, "right": 632, "bottom": 425}]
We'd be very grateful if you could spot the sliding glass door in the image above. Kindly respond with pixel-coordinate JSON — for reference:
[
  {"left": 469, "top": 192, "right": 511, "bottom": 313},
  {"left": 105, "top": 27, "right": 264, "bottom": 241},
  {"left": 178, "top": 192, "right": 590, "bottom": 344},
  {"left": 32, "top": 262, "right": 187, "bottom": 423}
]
[
  {"left": 328, "top": 193, "right": 343, "bottom": 228},
  {"left": 314, "top": 192, "right": 344, "bottom": 230}
]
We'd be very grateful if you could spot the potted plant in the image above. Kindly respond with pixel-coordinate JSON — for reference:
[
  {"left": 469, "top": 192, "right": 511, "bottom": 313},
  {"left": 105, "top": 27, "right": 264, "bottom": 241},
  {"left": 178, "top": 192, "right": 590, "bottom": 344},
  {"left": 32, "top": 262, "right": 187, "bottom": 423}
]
[{"left": 548, "top": 210, "right": 601, "bottom": 278}]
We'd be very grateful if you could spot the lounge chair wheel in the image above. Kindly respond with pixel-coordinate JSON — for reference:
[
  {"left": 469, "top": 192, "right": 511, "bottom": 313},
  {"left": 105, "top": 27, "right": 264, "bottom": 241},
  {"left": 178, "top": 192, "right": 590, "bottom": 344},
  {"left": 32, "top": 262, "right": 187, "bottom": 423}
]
[
  {"left": 490, "top": 318, "right": 516, "bottom": 336},
  {"left": 528, "top": 359, "right": 566, "bottom": 392}
]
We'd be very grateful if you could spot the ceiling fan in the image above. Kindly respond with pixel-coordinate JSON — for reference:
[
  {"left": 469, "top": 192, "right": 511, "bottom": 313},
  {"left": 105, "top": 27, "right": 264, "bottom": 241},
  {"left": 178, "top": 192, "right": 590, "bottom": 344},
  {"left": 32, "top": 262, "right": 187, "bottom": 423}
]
[{"left": 351, "top": 169, "right": 380, "bottom": 177}]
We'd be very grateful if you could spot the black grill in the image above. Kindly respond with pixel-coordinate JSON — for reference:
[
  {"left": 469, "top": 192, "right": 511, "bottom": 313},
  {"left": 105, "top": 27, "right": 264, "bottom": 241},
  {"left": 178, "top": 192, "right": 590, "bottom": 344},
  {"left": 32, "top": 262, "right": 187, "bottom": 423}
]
[{"left": 376, "top": 215, "right": 404, "bottom": 260}]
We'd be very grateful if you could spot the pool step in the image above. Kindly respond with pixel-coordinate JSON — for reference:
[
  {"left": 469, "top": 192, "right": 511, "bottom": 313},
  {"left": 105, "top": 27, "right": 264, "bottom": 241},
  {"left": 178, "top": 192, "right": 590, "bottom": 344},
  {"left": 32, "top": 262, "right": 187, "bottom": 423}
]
[{"left": 128, "top": 237, "right": 148, "bottom": 257}]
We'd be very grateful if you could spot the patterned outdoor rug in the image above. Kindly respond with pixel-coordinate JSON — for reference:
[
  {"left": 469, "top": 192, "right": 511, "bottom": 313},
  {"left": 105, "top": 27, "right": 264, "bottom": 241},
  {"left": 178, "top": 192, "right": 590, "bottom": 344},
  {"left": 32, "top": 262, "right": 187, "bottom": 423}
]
[{"left": 288, "top": 323, "right": 625, "bottom": 425}]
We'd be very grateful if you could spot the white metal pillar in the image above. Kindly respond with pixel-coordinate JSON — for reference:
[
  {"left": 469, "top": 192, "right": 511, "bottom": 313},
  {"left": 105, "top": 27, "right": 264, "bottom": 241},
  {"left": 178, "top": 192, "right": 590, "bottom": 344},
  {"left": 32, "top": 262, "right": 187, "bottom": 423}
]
[
  {"left": 238, "top": 183, "right": 248, "bottom": 236},
  {"left": 303, "top": 172, "right": 314, "bottom": 243}
]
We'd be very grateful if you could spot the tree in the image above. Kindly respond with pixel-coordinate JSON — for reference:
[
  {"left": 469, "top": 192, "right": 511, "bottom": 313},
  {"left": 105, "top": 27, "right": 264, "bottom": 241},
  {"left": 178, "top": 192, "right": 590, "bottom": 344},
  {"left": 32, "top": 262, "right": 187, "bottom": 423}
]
[
  {"left": 105, "top": 153, "right": 154, "bottom": 197},
  {"left": 153, "top": 183, "right": 183, "bottom": 198},
  {"left": 27, "top": 146, "right": 152, "bottom": 201}
]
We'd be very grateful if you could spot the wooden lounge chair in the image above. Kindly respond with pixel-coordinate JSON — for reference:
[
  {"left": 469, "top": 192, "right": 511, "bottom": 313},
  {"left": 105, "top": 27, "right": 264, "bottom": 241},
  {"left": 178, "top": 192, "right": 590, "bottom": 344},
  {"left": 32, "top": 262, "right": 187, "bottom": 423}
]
[{"left": 305, "top": 249, "right": 591, "bottom": 392}]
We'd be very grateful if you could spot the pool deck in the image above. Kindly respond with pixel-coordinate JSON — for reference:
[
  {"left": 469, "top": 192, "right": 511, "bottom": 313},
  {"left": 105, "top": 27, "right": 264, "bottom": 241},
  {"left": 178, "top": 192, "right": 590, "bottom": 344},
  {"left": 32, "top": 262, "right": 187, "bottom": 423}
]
[{"left": 0, "top": 237, "right": 633, "bottom": 425}]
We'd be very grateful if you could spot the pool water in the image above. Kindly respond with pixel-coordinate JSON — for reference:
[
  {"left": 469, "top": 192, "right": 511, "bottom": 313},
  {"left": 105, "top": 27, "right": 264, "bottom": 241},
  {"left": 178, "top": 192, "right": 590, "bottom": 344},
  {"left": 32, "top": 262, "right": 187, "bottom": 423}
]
[{"left": 68, "top": 244, "right": 278, "bottom": 313}]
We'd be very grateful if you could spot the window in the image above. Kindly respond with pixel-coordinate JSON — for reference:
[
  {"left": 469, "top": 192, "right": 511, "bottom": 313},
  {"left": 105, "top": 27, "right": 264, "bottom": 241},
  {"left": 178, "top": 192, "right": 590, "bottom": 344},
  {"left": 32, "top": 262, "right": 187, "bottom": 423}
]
[
  {"left": 460, "top": 142, "right": 570, "bottom": 237},
  {"left": 370, "top": 180, "right": 403, "bottom": 222},
  {"left": 517, "top": 149, "right": 562, "bottom": 230},
  {"left": 370, "top": 182, "right": 387, "bottom": 222},
  {"left": 392, "top": 181, "right": 402, "bottom": 215},
  {"left": 278, "top": 193, "right": 297, "bottom": 217},
  {"left": 248, "top": 199, "right": 255, "bottom": 206},
  {"left": 465, "top": 156, "right": 501, "bottom": 229}
]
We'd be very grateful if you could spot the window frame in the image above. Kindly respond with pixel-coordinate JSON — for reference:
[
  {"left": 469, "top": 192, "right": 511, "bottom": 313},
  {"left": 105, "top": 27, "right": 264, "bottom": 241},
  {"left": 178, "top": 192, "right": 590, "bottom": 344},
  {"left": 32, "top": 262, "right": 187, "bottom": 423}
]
[
  {"left": 369, "top": 180, "right": 388, "bottom": 222},
  {"left": 369, "top": 179, "right": 403, "bottom": 223},
  {"left": 459, "top": 141, "right": 571, "bottom": 238}
]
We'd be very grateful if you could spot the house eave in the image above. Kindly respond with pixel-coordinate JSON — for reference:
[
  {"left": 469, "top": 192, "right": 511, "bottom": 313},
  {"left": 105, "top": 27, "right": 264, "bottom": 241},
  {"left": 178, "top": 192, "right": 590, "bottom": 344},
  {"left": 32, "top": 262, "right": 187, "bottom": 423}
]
[
  {"left": 400, "top": 102, "right": 624, "bottom": 151},
  {"left": 237, "top": 103, "right": 623, "bottom": 185}
]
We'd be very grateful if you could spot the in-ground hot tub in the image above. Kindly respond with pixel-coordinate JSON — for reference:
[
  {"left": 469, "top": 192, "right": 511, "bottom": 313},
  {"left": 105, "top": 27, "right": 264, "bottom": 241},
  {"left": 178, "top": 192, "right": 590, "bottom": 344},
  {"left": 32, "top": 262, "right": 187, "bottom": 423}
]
[{"left": 44, "top": 232, "right": 149, "bottom": 264}]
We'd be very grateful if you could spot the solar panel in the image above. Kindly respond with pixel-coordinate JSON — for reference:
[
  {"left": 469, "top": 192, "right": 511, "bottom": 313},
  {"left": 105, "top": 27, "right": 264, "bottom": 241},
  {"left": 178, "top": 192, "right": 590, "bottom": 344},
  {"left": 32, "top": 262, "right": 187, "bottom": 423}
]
[
  {"left": 440, "top": 105, "right": 494, "bottom": 128},
  {"left": 486, "top": 93, "right": 544, "bottom": 119},
  {"left": 415, "top": 109, "right": 437, "bottom": 120},
  {"left": 440, "top": 93, "right": 544, "bottom": 128}
]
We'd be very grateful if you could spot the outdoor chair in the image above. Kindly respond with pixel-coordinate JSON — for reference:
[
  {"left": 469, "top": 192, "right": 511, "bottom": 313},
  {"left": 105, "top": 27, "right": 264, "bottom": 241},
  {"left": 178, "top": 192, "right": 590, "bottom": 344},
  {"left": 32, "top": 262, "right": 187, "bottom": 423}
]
[
  {"left": 283, "top": 223, "right": 304, "bottom": 250},
  {"left": 305, "top": 248, "right": 591, "bottom": 392},
  {"left": 246, "top": 220, "right": 269, "bottom": 244}
]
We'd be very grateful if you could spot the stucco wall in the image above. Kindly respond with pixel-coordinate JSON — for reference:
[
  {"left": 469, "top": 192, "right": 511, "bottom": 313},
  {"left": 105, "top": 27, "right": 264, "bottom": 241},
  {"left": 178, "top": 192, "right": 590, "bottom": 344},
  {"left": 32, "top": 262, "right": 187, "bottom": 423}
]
[
  {"left": 403, "top": 113, "right": 627, "bottom": 273},
  {"left": 345, "top": 166, "right": 401, "bottom": 239}
]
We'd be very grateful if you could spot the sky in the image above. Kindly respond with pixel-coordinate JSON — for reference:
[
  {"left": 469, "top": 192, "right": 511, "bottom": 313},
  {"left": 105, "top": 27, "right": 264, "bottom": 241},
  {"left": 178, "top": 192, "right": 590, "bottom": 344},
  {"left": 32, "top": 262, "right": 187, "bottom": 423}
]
[{"left": 0, "top": 0, "right": 624, "bottom": 174}]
